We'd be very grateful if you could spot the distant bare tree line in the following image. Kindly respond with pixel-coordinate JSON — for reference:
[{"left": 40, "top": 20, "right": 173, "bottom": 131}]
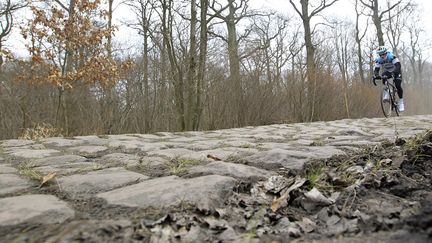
[{"left": 0, "top": 0, "right": 431, "bottom": 139}]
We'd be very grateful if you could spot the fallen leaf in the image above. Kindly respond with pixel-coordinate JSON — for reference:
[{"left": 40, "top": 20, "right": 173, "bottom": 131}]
[
  {"left": 39, "top": 172, "right": 56, "bottom": 188},
  {"left": 207, "top": 154, "right": 222, "bottom": 161},
  {"left": 271, "top": 195, "right": 289, "bottom": 213},
  {"left": 304, "top": 187, "right": 334, "bottom": 205},
  {"left": 271, "top": 177, "right": 306, "bottom": 212}
]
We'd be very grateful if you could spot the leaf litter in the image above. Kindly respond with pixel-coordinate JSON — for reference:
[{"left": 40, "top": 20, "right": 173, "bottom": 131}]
[{"left": 136, "top": 130, "right": 432, "bottom": 242}]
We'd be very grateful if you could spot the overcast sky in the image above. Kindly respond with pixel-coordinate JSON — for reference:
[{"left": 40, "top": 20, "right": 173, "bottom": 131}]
[
  {"left": 6, "top": 0, "right": 432, "bottom": 58},
  {"left": 257, "top": 0, "right": 432, "bottom": 36},
  {"left": 111, "top": 0, "right": 432, "bottom": 56}
]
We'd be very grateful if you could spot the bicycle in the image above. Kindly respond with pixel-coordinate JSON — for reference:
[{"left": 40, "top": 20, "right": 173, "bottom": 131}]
[{"left": 373, "top": 75, "right": 400, "bottom": 118}]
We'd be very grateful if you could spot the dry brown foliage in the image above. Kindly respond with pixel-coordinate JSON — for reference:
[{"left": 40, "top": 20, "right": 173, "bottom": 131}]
[
  {"left": 19, "top": 123, "right": 63, "bottom": 140},
  {"left": 19, "top": 0, "right": 131, "bottom": 89}
]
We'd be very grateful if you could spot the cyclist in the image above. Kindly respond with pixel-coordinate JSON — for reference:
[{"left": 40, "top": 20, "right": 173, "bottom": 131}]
[{"left": 373, "top": 46, "right": 404, "bottom": 112}]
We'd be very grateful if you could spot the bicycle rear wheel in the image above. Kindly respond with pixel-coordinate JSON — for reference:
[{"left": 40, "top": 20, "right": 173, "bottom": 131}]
[{"left": 380, "top": 88, "right": 392, "bottom": 118}]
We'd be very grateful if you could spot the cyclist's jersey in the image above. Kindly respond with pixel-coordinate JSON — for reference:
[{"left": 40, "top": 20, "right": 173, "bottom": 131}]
[{"left": 374, "top": 51, "right": 400, "bottom": 69}]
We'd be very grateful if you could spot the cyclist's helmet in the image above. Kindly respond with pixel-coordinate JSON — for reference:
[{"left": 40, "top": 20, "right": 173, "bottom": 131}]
[{"left": 376, "top": 46, "right": 387, "bottom": 55}]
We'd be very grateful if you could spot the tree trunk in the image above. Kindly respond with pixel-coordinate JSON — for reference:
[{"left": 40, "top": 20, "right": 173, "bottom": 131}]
[
  {"left": 60, "top": 0, "right": 76, "bottom": 135},
  {"left": 185, "top": 0, "right": 197, "bottom": 131},
  {"left": 355, "top": 0, "right": 366, "bottom": 83},
  {"left": 107, "top": 0, "right": 113, "bottom": 58},
  {"left": 162, "top": 0, "right": 185, "bottom": 131},
  {"left": 372, "top": 0, "right": 384, "bottom": 46},
  {"left": 193, "top": 0, "right": 209, "bottom": 130},
  {"left": 300, "top": 2, "right": 317, "bottom": 122},
  {"left": 143, "top": 16, "right": 151, "bottom": 132},
  {"left": 290, "top": 0, "right": 339, "bottom": 121},
  {"left": 226, "top": 0, "right": 242, "bottom": 127}
]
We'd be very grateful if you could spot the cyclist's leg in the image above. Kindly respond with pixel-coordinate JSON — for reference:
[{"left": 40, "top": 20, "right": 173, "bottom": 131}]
[
  {"left": 394, "top": 75, "right": 404, "bottom": 112},
  {"left": 394, "top": 75, "right": 403, "bottom": 99}
]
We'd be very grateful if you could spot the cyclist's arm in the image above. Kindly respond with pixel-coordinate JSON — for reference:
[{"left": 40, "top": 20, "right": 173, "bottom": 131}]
[
  {"left": 373, "top": 58, "right": 382, "bottom": 77},
  {"left": 374, "top": 67, "right": 380, "bottom": 75},
  {"left": 393, "top": 60, "right": 401, "bottom": 74}
]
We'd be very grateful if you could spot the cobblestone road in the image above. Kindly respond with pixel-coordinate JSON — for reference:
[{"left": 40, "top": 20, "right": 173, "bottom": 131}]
[{"left": 0, "top": 115, "right": 431, "bottom": 241}]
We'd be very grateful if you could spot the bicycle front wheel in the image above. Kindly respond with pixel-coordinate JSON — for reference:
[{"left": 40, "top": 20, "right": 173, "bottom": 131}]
[
  {"left": 380, "top": 89, "right": 392, "bottom": 118},
  {"left": 391, "top": 87, "right": 400, "bottom": 117}
]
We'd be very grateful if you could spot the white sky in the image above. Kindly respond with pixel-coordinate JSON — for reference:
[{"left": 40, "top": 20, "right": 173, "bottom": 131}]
[
  {"left": 258, "top": 0, "right": 432, "bottom": 39},
  {"left": 102, "top": 0, "right": 432, "bottom": 58},
  {"left": 5, "top": 0, "right": 432, "bottom": 58}
]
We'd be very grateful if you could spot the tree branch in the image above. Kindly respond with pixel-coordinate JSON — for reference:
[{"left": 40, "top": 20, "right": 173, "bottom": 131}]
[
  {"left": 53, "top": 0, "right": 69, "bottom": 11},
  {"left": 289, "top": 0, "right": 304, "bottom": 20},
  {"left": 311, "top": 0, "right": 339, "bottom": 17},
  {"left": 359, "top": 0, "right": 373, "bottom": 9},
  {"left": 379, "top": 0, "right": 403, "bottom": 18}
]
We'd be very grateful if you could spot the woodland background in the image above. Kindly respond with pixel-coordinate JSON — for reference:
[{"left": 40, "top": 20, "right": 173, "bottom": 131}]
[{"left": 0, "top": 0, "right": 431, "bottom": 139}]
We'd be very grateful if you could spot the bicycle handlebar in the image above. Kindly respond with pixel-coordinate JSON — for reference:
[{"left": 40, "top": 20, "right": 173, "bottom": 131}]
[
  {"left": 373, "top": 74, "right": 393, "bottom": 86},
  {"left": 374, "top": 75, "right": 391, "bottom": 80}
]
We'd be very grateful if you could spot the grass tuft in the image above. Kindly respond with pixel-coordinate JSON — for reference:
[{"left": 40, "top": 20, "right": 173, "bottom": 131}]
[
  {"left": 18, "top": 162, "right": 42, "bottom": 181},
  {"left": 169, "top": 157, "right": 201, "bottom": 175}
]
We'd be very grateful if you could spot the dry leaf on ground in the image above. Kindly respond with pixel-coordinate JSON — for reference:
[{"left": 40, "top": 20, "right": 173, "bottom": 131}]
[
  {"left": 271, "top": 177, "right": 306, "bottom": 212},
  {"left": 207, "top": 154, "right": 222, "bottom": 161},
  {"left": 39, "top": 172, "right": 57, "bottom": 188}
]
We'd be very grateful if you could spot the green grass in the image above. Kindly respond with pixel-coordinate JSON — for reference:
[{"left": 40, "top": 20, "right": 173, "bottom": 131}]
[
  {"left": 18, "top": 162, "right": 42, "bottom": 181},
  {"left": 169, "top": 157, "right": 201, "bottom": 175},
  {"left": 372, "top": 159, "right": 382, "bottom": 172},
  {"left": 304, "top": 165, "right": 336, "bottom": 192},
  {"left": 305, "top": 166, "right": 324, "bottom": 188},
  {"left": 240, "top": 143, "right": 254, "bottom": 148},
  {"left": 310, "top": 140, "right": 325, "bottom": 146},
  {"left": 403, "top": 130, "right": 432, "bottom": 164}
]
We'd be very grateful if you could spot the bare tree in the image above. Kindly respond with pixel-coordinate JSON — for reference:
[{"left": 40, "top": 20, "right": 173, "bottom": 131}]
[
  {"left": 126, "top": 0, "right": 156, "bottom": 132},
  {"left": 209, "top": 0, "right": 267, "bottom": 127},
  {"left": 0, "top": 0, "right": 26, "bottom": 68},
  {"left": 185, "top": 0, "right": 209, "bottom": 130},
  {"left": 354, "top": 0, "right": 368, "bottom": 83},
  {"left": 331, "top": 19, "right": 354, "bottom": 118},
  {"left": 359, "top": 0, "right": 408, "bottom": 46},
  {"left": 402, "top": 12, "right": 429, "bottom": 85},
  {"left": 248, "top": 15, "right": 288, "bottom": 85},
  {"left": 285, "top": 26, "right": 306, "bottom": 122},
  {"left": 101, "top": 0, "right": 119, "bottom": 134},
  {"left": 194, "top": 0, "right": 209, "bottom": 130},
  {"left": 384, "top": 2, "right": 414, "bottom": 57},
  {"left": 288, "top": 0, "right": 339, "bottom": 121},
  {"left": 159, "top": 0, "right": 186, "bottom": 130},
  {"left": 239, "top": 14, "right": 290, "bottom": 124},
  {"left": 185, "top": 0, "right": 198, "bottom": 131},
  {"left": 158, "top": 0, "right": 209, "bottom": 131},
  {"left": 208, "top": 0, "right": 242, "bottom": 126}
]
